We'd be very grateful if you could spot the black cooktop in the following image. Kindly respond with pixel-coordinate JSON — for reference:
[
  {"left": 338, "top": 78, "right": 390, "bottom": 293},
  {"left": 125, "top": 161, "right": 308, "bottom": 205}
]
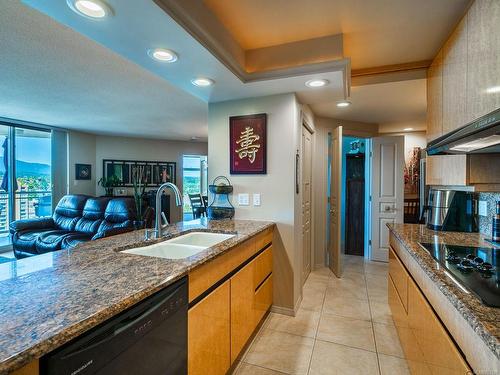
[{"left": 419, "top": 242, "right": 500, "bottom": 308}]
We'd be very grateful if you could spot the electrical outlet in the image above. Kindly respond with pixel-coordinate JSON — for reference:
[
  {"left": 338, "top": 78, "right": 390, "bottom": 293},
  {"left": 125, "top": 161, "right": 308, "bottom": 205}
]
[
  {"left": 253, "top": 193, "right": 261, "bottom": 206},
  {"left": 238, "top": 193, "right": 249, "bottom": 206},
  {"left": 478, "top": 201, "right": 488, "bottom": 217}
]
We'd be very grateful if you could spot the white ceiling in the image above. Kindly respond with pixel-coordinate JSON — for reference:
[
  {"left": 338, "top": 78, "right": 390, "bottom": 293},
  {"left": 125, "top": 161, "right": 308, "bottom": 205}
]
[
  {"left": 204, "top": 0, "right": 471, "bottom": 70},
  {"left": 24, "top": 0, "right": 347, "bottom": 104},
  {"left": 310, "top": 79, "right": 427, "bottom": 125},
  {"left": 0, "top": 1, "right": 208, "bottom": 141}
]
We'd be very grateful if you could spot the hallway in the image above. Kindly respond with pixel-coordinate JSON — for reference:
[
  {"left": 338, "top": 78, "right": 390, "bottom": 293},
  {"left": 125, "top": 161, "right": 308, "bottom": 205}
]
[{"left": 232, "top": 256, "right": 409, "bottom": 375}]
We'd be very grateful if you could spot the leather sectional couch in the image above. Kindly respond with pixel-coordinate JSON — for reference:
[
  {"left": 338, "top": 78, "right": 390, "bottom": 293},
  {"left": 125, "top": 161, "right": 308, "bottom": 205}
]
[{"left": 10, "top": 194, "right": 137, "bottom": 259}]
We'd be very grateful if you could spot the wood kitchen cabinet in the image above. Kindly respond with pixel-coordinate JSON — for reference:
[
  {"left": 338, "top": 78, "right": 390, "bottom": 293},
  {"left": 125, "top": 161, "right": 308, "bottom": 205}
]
[
  {"left": 188, "top": 280, "right": 231, "bottom": 375},
  {"left": 425, "top": 154, "right": 468, "bottom": 186},
  {"left": 466, "top": 0, "right": 500, "bottom": 123},
  {"left": 426, "top": 49, "right": 443, "bottom": 142},
  {"left": 188, "top": 228, "right": 274, "bottom": 375},
  {"left": 230, "top": 260, "right": 255, "bottom": 363},
  {"left": 442, "top": 17, "right": 468, "bottom": 135},
  {"left": 407, "top": 277, "right": 470, "bottom": 374},
  {"left": 231, "top": 246, "right": 273, "bottom": 362},
  {"left": 388, "top": 235, "right": 471, "bottom": 374}
]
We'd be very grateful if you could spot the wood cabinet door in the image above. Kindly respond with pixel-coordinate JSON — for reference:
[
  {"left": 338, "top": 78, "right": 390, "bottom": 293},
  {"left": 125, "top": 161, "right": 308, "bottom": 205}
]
[
  {"left": 427, "top": 50, "right": 443, "bottom": 142},
  {"left": 467, "top": 0, "right": 500, "bottom": 122},
  {"left": 442, "top": 17, "right": 468, "bottom": 134},
  {"left": 426, "top": 155, "right": 468, "bottom": 186},
  {"left": 407, "top": 278, "right": 470, "bottom": 373},
  {"left": 388, "top": 247, "right": 408, "bottom": 311},
  {"left": 230, "top": 260, "right": 256, "bottom": 364},
  {"left": 188, "top": 281, "right": 230, "bottom": 375},
  {"left": 254, "top": 275, "right": 273, "bottom": 325}
]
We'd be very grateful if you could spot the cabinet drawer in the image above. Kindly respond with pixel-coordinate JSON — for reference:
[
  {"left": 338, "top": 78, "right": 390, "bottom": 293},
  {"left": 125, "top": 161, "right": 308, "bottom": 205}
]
[
  {"left": 254, "top": 275, "right": 273, "bottom": 325},
  {"left": 254, "top": 228, "right": 273, "bottom": 252},
  {"left": 408, "top": 278, "right": 470, "bottom": 373},
  {"left": 389, "top": 246, "right": 408, "bottom": 311},
  {"left": 189, "top": 239, "right": 254, "bottom": 302},
  {"left": 253, "top": 246, "right": 272, "bottom": 290}
]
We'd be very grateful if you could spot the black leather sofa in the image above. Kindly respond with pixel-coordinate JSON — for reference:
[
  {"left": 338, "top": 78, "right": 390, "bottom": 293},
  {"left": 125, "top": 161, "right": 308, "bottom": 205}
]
[{"left": 10, "top": 194, "right": 136, "bottom": 259}]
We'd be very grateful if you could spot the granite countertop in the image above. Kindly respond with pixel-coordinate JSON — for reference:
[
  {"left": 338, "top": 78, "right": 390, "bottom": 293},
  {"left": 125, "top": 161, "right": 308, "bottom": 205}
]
[
  {"left": 387, "top": 223, "right": 500, "bottom": 359},
  {"left": 0, "top": 219, "right": 274, "bottom": 374}
]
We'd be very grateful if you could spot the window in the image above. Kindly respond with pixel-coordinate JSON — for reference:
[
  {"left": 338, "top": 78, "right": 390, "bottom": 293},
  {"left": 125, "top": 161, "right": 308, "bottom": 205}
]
[
  {"left": 0, "top": 123, "right": 52, "bottom": 249},
  {"left": 182, "top": 155, "right": 207, "bottom": 221}
]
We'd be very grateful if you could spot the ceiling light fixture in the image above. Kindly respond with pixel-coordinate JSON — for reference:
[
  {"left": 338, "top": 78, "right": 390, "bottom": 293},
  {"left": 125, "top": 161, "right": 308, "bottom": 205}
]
[
  {"left": 67, "top": 0, "right": 112, "bottom": 19},
  {"left": 336, "top": 100, "right": 351, "bottom": 108},
  {"left": 305, "top": 79, "right": 329, "bottom": 88},
  {"left": 191, "top": 77, "right": 214, "bottom": 87},
  {"left": 148, "top": 48, "right": 178, "bottom": 63},
  {"left": 486, "top": 86, "right": 500, "bottom": 94},
  {"left": 404, "top": 127, "right": 414, "bottom": 131}
]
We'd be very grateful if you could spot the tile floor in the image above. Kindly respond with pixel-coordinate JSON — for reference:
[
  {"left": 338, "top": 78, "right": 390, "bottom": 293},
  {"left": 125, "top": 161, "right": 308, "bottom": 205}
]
[{"left": 232, "top": 255, "right": 410, "bottom": 375}]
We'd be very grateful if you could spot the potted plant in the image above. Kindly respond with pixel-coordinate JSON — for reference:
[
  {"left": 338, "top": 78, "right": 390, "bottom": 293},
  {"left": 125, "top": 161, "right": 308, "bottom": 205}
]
[
  {"left": 98, "top": 175, "right": 120, "bottom": 196},
  {"left": 132, "top": 166, "right": 146, "bottom": 229}
]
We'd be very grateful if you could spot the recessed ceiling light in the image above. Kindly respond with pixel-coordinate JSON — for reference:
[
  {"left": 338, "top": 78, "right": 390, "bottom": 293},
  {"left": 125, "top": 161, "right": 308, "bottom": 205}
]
[
  {"left": 191, "top": 77, "right": 214, "bottom": 87},
  {"left": 305, "top": 79, "right": 329, "bottom": 88},
  {"left": 148, "top": 48, "right": 178, "bottom": 63},
  {"left": 486, "top": 86, "right": 500, "bottom": 94},
  {"left": 67, "top": 0, "right": 112, "bottom": 19},
  {"left": 404, "top": 127, "right": 414, "bottom": 131},
  {"left": 336, "top": 100, "right": 351, "bottom": 108}
]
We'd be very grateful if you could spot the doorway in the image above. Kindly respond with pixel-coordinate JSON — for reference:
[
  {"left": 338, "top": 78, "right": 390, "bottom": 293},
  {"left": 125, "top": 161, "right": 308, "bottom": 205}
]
[
  {"left": 182, "top": 155, "right": 208, "bottom": 221},
  {"left": 325, "top": 134, "right": 404, "bottom": 266},
  {"left": 301, "top": 125, "right": 313, "bottom": 285},
  {"left": 342, "top": 137, "right": 366, "bottom": 257}
]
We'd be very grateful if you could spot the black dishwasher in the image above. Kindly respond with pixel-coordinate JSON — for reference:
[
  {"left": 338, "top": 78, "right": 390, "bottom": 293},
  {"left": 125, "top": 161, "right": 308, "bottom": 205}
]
[{"left": 41, "top": 277, "right": 187, "bottom": 375}]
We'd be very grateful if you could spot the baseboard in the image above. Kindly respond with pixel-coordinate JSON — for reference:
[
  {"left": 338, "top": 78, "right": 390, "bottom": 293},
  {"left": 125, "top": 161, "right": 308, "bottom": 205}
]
[{"left": 271, "top": 294, "right": 303, "bottom": 317}]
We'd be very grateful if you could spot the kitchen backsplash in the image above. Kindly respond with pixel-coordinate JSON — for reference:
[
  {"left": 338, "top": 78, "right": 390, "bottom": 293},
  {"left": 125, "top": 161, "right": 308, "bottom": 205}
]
[{"left": 478, "top": 192, "right": 500, "bottom": 236}]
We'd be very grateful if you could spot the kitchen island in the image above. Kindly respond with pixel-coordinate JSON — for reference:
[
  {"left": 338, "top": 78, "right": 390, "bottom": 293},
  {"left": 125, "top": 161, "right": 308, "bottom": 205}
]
[
  {"left": 0, "top": 219, "right": 274, "bottom": 374},
  {"left": 387, "top": 223, "right": 499, "bottom": 374}
]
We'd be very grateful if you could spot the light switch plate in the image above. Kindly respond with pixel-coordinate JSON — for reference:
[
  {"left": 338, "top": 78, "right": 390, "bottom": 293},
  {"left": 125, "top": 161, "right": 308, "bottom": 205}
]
[
  {"left": 238, "top": 193, "right": 250, "bottom": 206},
  {"left": 478, "top": 201, "right": 488, "bottom": 216},
  {"left": 253, "top": 193, "right": 261, "bottom": 206}
]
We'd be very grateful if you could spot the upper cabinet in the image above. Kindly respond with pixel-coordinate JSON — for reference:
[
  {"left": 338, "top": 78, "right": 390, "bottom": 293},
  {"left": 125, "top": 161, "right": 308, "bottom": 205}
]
[
  {"left": 442, "top": 17, "right": 468, "bottom": 135},
  {"left": 427, "top": 50, "right": 443, "bottom": 142},
  {"left": 427, "top": 0, "right": 500, "bottom": 142},
  {"left": 466, "top": 0, "right": 500, "bottom": 122}
]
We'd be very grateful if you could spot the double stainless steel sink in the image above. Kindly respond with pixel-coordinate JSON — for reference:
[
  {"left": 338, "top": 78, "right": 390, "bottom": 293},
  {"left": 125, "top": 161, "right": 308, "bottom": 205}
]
[{"left": 122, "top": 232, "right": 235, "bottom": 259}]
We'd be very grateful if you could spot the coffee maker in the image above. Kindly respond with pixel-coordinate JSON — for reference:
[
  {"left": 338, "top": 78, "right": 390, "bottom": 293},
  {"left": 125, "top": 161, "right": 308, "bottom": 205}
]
[{"left": 426, "top": 189, "right": 478, "bottom": 232}]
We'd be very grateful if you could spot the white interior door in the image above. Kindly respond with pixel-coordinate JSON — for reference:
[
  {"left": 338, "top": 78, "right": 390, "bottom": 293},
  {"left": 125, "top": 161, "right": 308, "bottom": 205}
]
[
  {"left": 328, "top": 126, "right": 342, "bottom": 277},
  {"left": 301, "top": 126, "right": 312, "bottom": 285},
  {"left": 370, "top": 136, "right": 404, "bottom": 261}
]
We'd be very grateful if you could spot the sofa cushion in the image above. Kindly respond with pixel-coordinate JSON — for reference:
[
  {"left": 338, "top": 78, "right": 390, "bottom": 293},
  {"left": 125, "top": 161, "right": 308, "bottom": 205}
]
[
  {"left": 53, "top": 194, "right": 88, "bottom": 231},
  {"left": 35, "top": 230, "right": 73, "bottom": 254},
  {"left": 61, "top": 233, "right": 93, "bottom": 250},
  {"left": 12, "top": 229, "right": 53, "bottom": 254},
  {"left": 97, "top": 198, "right": 136, "bottom": 233},
  {"left": 75, "top": 197, "right": 110, "bottom": 234}
]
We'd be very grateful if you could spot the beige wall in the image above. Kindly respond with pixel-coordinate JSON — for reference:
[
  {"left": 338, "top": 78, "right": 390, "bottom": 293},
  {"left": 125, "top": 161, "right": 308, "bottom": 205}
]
[
  {"left": 68, "top": 131, "right": 97, "bottom": 196},
  {"left": 67, "top": 132, "right": 208, "bottom": 222},
  {"left": 208, "top": 93, "right": 302, "bottom": 313}
]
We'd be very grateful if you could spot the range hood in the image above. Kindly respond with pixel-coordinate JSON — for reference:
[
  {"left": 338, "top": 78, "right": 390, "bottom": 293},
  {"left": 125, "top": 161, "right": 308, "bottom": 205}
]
[{"left": 427, "top": 108, "right": 500, "bottom": 155}]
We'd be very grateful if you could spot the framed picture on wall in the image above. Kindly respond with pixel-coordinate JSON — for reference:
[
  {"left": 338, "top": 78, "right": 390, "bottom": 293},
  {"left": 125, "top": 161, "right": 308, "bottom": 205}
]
[
  {"left": 102, "top": 159, "right": 176, "bottom": 187},
  {"left": 230, "top": 113, "right": 267, "bottom": 174},
  {"left": 75, "top": 164, "right": 92, "bottom": 180}
]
